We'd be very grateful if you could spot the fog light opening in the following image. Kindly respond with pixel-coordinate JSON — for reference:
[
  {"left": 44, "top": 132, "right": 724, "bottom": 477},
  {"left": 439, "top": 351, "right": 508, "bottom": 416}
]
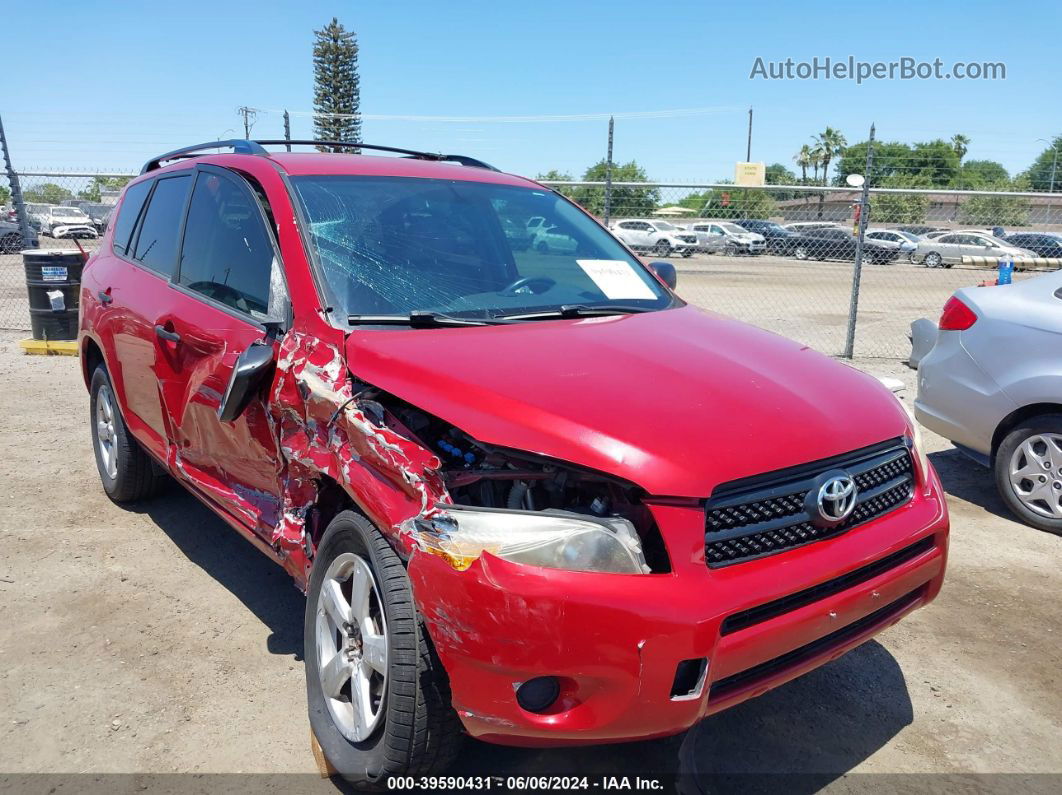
[
  {"left": 670, "top": 658, "right": 709, "bottom": 700},
  {"left": 515, "top": 676, "right": 560, "bottom": 713}
]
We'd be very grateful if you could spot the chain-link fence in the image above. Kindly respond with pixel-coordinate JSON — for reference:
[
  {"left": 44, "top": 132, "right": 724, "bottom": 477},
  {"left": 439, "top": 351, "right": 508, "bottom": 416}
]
[
  {"left": 0, "top": 171, "right": 126, "bottom": 329},
  {"left": 3, "top": 168, "right": 1060, "bottom": 360},
  {"left": 539, "top": 180, "right": 1062, "bottom": 358}
]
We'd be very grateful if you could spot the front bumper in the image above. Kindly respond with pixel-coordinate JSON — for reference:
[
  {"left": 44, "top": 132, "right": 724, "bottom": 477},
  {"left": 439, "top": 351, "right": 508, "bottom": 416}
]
[
  {"left": 407, "top": 471, "right": 948, "bottom": 746},
  {"left": 52, "top": 225, "right": 98, "bottom": 239}
]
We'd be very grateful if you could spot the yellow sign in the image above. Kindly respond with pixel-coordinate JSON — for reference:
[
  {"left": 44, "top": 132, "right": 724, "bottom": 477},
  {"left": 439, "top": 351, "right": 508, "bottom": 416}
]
[{"left": 734, "top": 162, "right": 766, "bottom": 187}]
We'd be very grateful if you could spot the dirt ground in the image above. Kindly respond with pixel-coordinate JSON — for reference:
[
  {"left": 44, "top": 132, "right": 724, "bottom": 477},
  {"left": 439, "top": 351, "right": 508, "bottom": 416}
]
[{"left": 0, "top": 330, "right": 1059, "bottom": 789}]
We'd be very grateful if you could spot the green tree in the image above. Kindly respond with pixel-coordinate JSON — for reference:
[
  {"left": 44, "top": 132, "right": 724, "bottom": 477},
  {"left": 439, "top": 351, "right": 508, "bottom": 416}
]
[
  {"left": 535, "top": 170, "right": 576, "bottom": 199},
  {"left": 960, "top": 194, "right": 1030, "bottom": 227},
  {"left": 837, "top": 139, "right": 959, "bottom": 188},
  {"left": 22, "top": 183, "right": 73, "bottom": 204},
  {"left": 0, "top": 185, "right": 10, "bottom": 205},
  {"left": 570, "top": 160, "right": 659, "bottom": 217},
  {"left": 78, "top": 175, "right": 133, "bottom": 202},
  {"left": 678, "top": 184, "right": 775, "bottom": 219},
  {"left": 764, "top": 163, "right": 798, "bottom": 200},
  {"left": 1022, "top": 135, "right": 1062, "bottom": 192},
  {"left": 956, "top": 160, "right": 1009, "bottom": 189},
  {"left": 312, "top": 17, "right": 361, "bottom": 151}
]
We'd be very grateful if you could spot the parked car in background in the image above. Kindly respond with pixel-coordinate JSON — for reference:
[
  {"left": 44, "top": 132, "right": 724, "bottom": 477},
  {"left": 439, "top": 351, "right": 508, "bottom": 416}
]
[
  {"left": 0, "top": 219, "right": 39, "bottom": 253},
  {"left": 916, "top": 270, "right": 1062, "bottom": 534},
  {"left": 610, "top": 219, "right": 695, "bottom": 257},
  {"left": 733, "top": 219, "right": 800, "bottom": 254},
  {"left": 865, "top": 229, "right": 918, "bottom": 261},
  {"left": 79, "top": 139, "right": 948, "bottom": 783},
  {"left": 791, "top": 227, "right": 898, "bottom": 265},
  {"left": 913, "top": 232, "right": 1035, "bottom": 268},
  {"left": 1003, "top": 232, "right": 1062, "bottom": 259},
  {"left": 25, "top": 203, "right": 49, "bottom": 232},
  {"left": 782, "top": 221, "right": 842, "bottom": 234},
  {"left": 686, "top": 221, "right": 765, "bottom": 255},
  {"left": 72, "top": 202, "right": 113, "bottom": 233},
  {"left": 530, "top": 223, "right": 579, "bottom": 254},
  {"left": 896, "top": 225, "right": 947, "bottom": 237},
  {"left": 38, "top": 205, "right": 98, "bottom": 238},
  {"left": 501, "top": 216, "right": 532, "bottom": 250}
]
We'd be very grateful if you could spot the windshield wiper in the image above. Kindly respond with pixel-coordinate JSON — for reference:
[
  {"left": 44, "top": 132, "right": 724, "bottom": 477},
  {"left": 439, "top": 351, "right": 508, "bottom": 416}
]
[
  {"left": 493, "top": 304, "right": 656, "bottom": 321},
  {"left": 347, "top": 311, "right": 512, "bottom": 328}
]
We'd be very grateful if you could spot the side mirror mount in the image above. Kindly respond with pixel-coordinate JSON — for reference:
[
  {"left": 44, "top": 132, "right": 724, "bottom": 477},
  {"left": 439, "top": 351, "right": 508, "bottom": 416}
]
[
  {"left": 648, "top": 260, "right": 678, "bottom": 289},
  {"left": 217, "top": 340, "right": 276, "bottom": 423}
]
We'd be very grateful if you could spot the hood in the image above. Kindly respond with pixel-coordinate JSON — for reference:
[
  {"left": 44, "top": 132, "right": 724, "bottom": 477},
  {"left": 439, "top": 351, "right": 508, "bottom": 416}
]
[{"left": 344, "top": 306, "right": 910, "bottom": 497}]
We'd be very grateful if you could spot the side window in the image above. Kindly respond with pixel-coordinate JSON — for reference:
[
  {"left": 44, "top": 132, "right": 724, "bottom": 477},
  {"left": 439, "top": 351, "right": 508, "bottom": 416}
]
[
  {"left": 132, "top": 175, "right": 191, "bottom": 276},
  {"left": 111, "top": 180, "right": 152, "bottom": 258},
  {"left": 178, "top": 172, "right": 275, "bottom": 316},
  {"left": 937, "top": 235, "right": 958, "bottom": 244}
]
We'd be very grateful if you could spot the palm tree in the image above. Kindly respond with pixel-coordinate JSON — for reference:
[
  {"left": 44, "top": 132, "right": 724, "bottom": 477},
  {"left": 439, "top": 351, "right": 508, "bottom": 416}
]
[
  {"left": 794, "top": 145, "right": 812, "bottom": 183},
  {"left": 795, "top": 145, "right": 813, "bottom": 209},
  {"left": 951, "top": 134, "right": 970, "bottom": 164},
  {"left": 812, "top": 127, "right": 847, "bottom": 218}
]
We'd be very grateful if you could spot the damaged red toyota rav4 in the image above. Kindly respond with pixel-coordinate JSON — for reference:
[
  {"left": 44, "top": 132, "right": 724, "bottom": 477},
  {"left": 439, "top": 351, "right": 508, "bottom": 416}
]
[{"left": 79, "top": 140, "right": 948, "bottom": 783}]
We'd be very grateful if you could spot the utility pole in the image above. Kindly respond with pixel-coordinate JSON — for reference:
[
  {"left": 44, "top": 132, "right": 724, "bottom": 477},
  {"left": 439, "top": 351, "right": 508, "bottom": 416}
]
[
  {"left": 604, "top": 116, "right": 614, "bottom": 226},
  {"left": 0, "top": 113, "right": 32, "bottom": 248},
  {"left": 1050, "top": 145, "right": 1059, "bottom": 193},
  {"left": 237, "top": 106, "right": 257, "bottom": 138},
  {"left": 283, "top": 110, "right": 292, "bottom": 152},
  {"left": 746, "top": 106, "right": 753, "bottom": 161},
  {"left": 844, "top": 123, "right": 875, "bottom": 360}
]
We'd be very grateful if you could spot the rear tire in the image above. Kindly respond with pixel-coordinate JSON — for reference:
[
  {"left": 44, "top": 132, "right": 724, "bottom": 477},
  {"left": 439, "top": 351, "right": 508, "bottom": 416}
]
[
  {"left": 793, "top": 245, "right": 809, "bottom": 260},
  {"left": 994, "top": 416, "right": 1062, "bottom": 535},
  {"left": 89, "top": 365, "right": 167, "bottom": 503},
  {"left": 305, "top": 511, "right": 463, "bottom": 787}
]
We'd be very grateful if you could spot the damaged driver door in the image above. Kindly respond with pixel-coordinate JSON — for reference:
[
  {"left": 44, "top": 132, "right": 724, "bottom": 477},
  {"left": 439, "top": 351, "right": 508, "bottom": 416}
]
[{"left": 155, "top": 166, "right": 289, "bottom": 536}]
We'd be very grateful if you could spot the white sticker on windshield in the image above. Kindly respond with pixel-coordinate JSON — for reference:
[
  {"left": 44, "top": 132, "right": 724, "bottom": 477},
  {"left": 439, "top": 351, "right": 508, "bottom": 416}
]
[{"left": 575, "top": 259, "right": 656, "bottom": 301}]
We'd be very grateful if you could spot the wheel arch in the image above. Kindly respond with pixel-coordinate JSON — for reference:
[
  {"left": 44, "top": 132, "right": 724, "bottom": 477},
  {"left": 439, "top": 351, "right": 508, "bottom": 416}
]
[
  {"left": 991, "top": 402, "right": 1062, "bottom": 461},
  {"left": 80, "top": 334, "right": 105, "bottom": 389}
]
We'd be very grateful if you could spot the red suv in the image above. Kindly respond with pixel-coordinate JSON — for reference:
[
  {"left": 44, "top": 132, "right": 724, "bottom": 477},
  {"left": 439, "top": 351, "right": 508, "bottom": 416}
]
[{"left": 79, "top": 140, "right": 948, "bottom": 784}]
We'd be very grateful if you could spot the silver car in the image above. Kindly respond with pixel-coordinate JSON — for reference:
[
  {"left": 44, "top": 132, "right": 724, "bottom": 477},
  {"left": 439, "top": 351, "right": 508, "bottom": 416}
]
[
  {"left": 914, "top": 232, "right": 1035, "bottom": 268},
  {"left": 915, "top": 270, "right": 1062, "bottom": 534}
]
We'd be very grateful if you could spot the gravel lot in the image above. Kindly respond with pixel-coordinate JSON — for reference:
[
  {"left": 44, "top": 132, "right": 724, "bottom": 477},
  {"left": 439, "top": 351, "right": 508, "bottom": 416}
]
[{"left": 0, "top": 286, "right": 1058, "bottom": 788}]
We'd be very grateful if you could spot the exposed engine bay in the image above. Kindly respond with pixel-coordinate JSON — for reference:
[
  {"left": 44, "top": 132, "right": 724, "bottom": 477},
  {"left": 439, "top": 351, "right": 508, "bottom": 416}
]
[{"left": 354, "top": 383, "right": 670, "bottom": 573}]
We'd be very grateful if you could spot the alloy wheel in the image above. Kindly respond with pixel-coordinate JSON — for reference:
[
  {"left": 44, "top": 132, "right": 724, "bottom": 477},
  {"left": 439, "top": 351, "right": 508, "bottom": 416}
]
[
  {"left": 315, "top": 552, "right": 389, "bottom": 743},
  {"left": 95, "top": 383, "right": 118, "bottom": 480}
]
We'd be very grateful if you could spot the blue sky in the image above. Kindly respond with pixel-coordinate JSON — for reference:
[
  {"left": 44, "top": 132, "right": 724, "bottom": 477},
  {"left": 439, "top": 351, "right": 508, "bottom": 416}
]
[{"left": 4, "top": 0, "right": 1059, "bottom": 180}]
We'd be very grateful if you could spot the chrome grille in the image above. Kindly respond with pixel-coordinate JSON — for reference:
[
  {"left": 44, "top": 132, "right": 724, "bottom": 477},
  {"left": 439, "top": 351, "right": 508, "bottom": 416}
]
[{"left": 705, "top": 440, "right": 914, "bottom": 567}]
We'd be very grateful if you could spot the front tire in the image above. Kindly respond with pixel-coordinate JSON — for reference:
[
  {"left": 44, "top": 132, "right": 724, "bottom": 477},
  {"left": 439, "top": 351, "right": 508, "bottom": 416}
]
[
  {"left": 923, "top": 252, "right": 942, "bottom": 268},
  {"left": 793, "top": 245, "right": 809, "bottom": 260},
  {"left": 89, "top": 365, "right": 167, "bottom": 503},
  {"left": 994, "top": 417, "right": 1062, "bottom": 535},
  {"left": 0, "top": 232, "right": 20, "bottom": 253},
  {"left": 654, "top": 240, "right": 672, "bottom": 257},
  {"left": 305, "top": 511, "right": 462, "bottom": 786}
]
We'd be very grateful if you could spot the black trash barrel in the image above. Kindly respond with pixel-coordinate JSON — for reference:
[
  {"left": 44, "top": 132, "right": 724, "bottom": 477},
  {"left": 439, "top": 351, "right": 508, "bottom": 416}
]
[{"left": 23, "top": 249, "right": 84, "bottom": 341}]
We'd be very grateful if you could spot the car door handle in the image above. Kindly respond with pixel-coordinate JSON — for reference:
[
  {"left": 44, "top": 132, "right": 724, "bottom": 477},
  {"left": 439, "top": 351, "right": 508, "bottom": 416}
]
[
  {"left": 98, "top": 290, "right": 112, "bottom": 305},
  {"left": 154, "top": 324, "right": 181, "bottom": 343}
]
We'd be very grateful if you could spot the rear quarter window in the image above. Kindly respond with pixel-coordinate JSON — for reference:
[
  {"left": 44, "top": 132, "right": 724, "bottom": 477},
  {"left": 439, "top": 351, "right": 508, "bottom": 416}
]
[
  {"left": 131, "top": 175, "right": 192, "bottom": 276},
  {"left": 111, "top": 180, "right": 152, "bottom": 258}
]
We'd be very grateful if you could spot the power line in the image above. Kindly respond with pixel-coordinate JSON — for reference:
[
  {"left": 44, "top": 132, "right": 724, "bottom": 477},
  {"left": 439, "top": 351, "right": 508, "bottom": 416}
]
[{"left": 260, "top": 106, "right": 745, "bottom": 123}]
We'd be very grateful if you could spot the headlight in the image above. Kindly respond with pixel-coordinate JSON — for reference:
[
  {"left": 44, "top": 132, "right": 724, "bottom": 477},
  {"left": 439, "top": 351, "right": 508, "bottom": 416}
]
[
  {"left": 406, "top": 506, "right": 650, "bottom": 574},
  {"left": 891, "top": 391, "right": 932, "bottom": 494}
]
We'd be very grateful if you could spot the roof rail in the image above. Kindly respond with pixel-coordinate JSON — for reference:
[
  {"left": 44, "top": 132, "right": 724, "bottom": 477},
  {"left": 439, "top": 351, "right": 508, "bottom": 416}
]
[
  {"left": 141, "top": 139, "right": 500, "bottom": 175},
  {"left": 255, "top": 140, "right": 500, "bottom": 171},
  {"left": 140, "top": 140, "right": 268, "bottom": 174}
]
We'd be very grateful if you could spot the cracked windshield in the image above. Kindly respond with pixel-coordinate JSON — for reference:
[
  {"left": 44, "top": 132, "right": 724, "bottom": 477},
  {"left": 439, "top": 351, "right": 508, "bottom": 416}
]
[{"left": 290, "top": 176, "right": 672, "bottom": 321}]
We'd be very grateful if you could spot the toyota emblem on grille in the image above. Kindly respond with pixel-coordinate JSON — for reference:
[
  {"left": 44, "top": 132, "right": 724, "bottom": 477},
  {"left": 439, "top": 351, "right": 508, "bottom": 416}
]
[{"left": 810, "top": 471, "right": 858, "bottom": 526}]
